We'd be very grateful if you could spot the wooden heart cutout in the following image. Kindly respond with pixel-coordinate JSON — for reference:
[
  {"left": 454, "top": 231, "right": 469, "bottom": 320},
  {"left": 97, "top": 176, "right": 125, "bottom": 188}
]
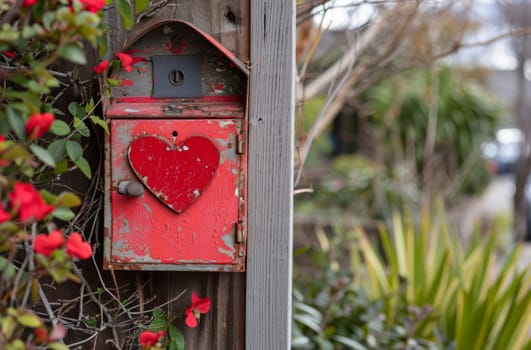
[{"left": 127, "top": 135, "right": 220, "bottom": 213}]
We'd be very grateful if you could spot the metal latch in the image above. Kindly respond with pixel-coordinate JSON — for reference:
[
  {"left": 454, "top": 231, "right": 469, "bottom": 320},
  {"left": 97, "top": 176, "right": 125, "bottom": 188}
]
[{"left": 152, "top": 55, "right": 202, "bottom": 98}]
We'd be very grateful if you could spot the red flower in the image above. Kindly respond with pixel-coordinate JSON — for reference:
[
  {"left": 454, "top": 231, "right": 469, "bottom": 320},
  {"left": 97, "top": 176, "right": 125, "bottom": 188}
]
[
  {"left": 2, "top": 51, "right": 15, "bottom": 59},
  {"left": 0, "top": 207, "right": 10, "bottom": 223},
  {"left": 9, "top": 182, "right": 55, "bottom": 222},
  {"left": 26, "top": 112, "right": 55, "bottom": 140},
  {"left": 79, "top": 0, "right": 105, "bottom": 13},
  {"left": 117, "top": 52, "right": 133, "bottom": 72},
  {"left": 34, "top": 323, "right": 67, "bottom": 343},
  {"left": 139, "top": 330, "right": 165, "bottom": 347},
  {"left": 22, "top": 0, "right": 39, "bottom": 7},
  {"left": 185, "top": 292, "right": 211, "bottom": 328},
  {"left": 93, "top": 60, "right": 109, "bottom": 74},
  {"left": 66, "top": 232, "right": 92, "bottom": 259},
  {"left": 34, "top": 230, "right": 64, "bottom": 256},
  {"left": 120, "top": 79, "right": 134, "bottom": 86},
  {"left": 34, "top": 327, "right": 49, "bottom": 343}
]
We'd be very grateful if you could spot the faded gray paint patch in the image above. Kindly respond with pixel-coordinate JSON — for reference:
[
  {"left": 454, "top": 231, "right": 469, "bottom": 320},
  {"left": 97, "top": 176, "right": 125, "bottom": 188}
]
[{"left": 143, "top": 202, "right": 153, "bottom": 214}]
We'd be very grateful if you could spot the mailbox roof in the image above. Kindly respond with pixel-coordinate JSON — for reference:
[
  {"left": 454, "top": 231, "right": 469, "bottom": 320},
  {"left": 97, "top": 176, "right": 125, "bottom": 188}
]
[{"left": 120, "top": 19, "right": 249, "bottom": 76}]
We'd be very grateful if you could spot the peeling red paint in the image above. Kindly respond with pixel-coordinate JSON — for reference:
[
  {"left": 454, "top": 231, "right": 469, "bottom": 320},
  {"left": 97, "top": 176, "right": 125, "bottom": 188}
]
[
  {"left": 165, "top": 40, "right": 187, "bottom": 55},
  {"left": 110, "top": 120, "right": 243, "bottom": 265},
  {"left": 103, "top": 19, "right": 248, "bottom": 271},
  {"left": 106, "top": 101, "right": 245, "bottom": 119},
  {"left": 114, "top": 96, "right": 245, "bottom": 104}
]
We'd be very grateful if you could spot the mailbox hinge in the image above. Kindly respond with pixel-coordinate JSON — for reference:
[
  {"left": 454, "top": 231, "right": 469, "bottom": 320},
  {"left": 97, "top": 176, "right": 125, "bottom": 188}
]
[
  {"left": 236, "top": 132, "right": 245, "bottom": 155},
  {"left": 235, "top": 221, "right": 244, "bottom": 243}
]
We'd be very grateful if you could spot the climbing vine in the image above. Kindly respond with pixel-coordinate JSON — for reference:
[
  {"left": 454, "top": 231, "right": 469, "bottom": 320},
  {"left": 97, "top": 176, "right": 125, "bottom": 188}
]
[{"left": 0, "top": 0, "right": 209, "bottom": 348}]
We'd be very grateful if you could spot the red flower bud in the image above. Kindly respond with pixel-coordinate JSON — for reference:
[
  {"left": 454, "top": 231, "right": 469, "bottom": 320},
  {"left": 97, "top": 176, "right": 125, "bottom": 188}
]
[
  {"left": 22, "top": 0, "right": 39, "bottom": 7},
  {"left": 94, "top": 60, "right": 109, "bottom": 74},
  {"left": 2, "top": 51, "right": 15, "bottom": 59},
  {"left": 185, "top": 292, "right": 211, "bottom": 328},
  {"left": 0, "top": 207, "right": 9, "bottom": 223},
  {"left": 117, "top": 52, "right": 133, "bottom": 72},
  {"left": 66, "top": 232, "right": 92, "bottom": 259},
  {"left": 34, "top": 230, "right": 64, "bottom": 256},
  {"left": 139, "top": 330, "right": 165, "bottom": 347},
  {"left": 79, "top": 0, "right": 105, "bottom": 13},
  {"left": 9, "top": 182, "right": 55, "bottom": 222},
  {"left": 26, "top": 113, "right": 55, "bottom": 140}
]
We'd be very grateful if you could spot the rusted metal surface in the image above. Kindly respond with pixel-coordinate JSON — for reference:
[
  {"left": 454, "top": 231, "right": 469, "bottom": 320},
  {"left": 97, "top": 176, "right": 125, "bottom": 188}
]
[
  {"left": 105, "top": 101, "right": 245, "bottom": 119},
  {"left": 103, "top": 19, "right": 248, "bottom": 272}
]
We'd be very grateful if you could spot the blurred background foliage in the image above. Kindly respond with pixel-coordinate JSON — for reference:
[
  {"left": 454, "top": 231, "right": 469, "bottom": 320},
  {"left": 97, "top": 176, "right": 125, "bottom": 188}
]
[
  {"left": 292, "top": 14, "right": 531, "bottom": 347},
  {"left": 296, "top": 67, "right": 501, "bottom": 222}
]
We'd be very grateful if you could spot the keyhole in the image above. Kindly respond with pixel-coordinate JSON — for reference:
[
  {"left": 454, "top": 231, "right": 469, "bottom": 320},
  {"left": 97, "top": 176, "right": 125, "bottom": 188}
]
[
  {"left": 172, "top": 130, "right": 178, "bottom": 142},
  {"left": 169, "top": 69, "right": 184, "bottom": 86}
]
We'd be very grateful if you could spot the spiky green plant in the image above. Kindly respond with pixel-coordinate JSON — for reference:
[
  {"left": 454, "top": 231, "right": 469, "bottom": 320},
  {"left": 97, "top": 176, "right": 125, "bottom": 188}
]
[{"left": 352, "top": 211, "right": 531, "bottom": 349}]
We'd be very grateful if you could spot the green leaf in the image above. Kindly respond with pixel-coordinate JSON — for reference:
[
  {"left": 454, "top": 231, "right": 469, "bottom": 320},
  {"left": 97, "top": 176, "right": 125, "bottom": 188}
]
[
  {"left": 148, "top": 309, "right": 167, "bottom": 332},
  {"left": 17, "top": 311, "right": 42, "bottom": 328},
  {"left": 5, "top": 339, "right": 25, "bottom": 350},
  {"left": 54, "top": 159, "right": 69, "bottom": 175},
  {"left": 50, "top": 120, "right": 71, "bottom": 136},
  {"left": 74, "top": 117, "right": 91, "bottom": 137},
  {"left": 66, "top": 140, "right": 83, "bottom": 162},
  {"left": 52, "top": 207, "right": 76, "bottom": 221},
  {"left": 30, "top": 144, "right": 56, "bottom": 167},
  {"left": 47, "top": 343, "right": 69, "bottom": 350},
  {"left": 90, "top": 115, "right": 109, "bottom": 134},
  {"left": 39, "top": 189, "right": 56, "bottom": 203},
  {"left": 168, "top": 324, "right": 185, "bottom": 350},
  {"left": 1, "top": 316, "right": 16, "bottom": 339},
  {"left": 48, "top": 139, "right": 67, "bottom": 161},
  {"left": 57, "top": 192, "right": 82, "bottom": 208},
  {"left": 27, "top": 80, "right": 50, "bottom": 94},
  {"left": 115, "top": 0, "right": 135, "bottom": 30},
  {"left": 0, "top": 257, "right": 17, "bottom": 281},
  {"left": 3, "top": 143, "right": 29, "bottom": 160},
  {"left": 135, "top": 0, "right": 149, "bottom": 13},
  {"left": 85, "top": 98, "right": 95, "bottom": 113},
  {"left": 6, "top": 107, "right": 25, "bottom": 139},
  {"left": 68, "top": 102, "right": 85, "bottom": 118},
  {"left": 74, "top": 156, "right": 92, "bottom": 179},
  {"left": 59, "top": 43, "right": 87, "bottom": 65},
  {"left": 332, "top": 336, "right": 366, "bottom": 350}
]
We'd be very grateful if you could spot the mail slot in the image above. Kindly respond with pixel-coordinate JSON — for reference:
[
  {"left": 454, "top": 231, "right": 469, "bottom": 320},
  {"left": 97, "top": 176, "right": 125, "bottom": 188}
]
[{"left": 102, "top": 20, "right": 248, "bottom": 271}]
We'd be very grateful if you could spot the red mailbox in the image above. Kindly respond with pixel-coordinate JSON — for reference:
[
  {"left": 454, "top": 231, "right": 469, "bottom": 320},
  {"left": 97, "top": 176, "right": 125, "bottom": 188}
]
[{"left": 103, "top": 20, "right": 248, "bottom": 271}]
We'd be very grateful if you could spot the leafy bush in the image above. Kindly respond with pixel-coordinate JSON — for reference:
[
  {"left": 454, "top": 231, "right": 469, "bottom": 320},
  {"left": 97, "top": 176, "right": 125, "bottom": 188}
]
[
  {"left": 293, "top": 208, "right": 530, "bottom": 349},
  {"left": 297, "top": 155, "right": 419, "bottom": 221},
  {"left": 366, "top": 68, "right": 500, "bottom": 197},
  {"left": 293, "top": 223, "right": 439, "bottom": 350},
  {"left": 293, "top": 271, "right": 440, "bottom": 350}
]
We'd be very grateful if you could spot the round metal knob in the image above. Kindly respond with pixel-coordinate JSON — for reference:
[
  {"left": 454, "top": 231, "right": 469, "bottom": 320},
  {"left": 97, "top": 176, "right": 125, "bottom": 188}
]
[{"left": 118, "top": 181, "right": 144, "bottom": 197}]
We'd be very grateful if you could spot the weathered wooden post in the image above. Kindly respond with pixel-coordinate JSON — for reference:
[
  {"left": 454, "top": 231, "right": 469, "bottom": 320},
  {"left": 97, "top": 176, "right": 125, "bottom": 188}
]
[{"left": 104, "top": 1, "right": 294, "bottom": 348}]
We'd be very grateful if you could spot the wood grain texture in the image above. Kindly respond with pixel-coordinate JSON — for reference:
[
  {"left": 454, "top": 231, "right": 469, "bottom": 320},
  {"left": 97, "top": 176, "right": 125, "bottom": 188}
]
[
  {"left": 149, "top": 271, "right": 246, "bottom": 349},
  {"left": 246, "top": 0, "right": 295, "bottom": 349}
]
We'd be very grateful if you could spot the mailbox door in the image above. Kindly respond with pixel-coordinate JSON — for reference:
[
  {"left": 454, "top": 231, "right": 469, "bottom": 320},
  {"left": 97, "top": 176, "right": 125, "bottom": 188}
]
[{"left": 107, "top": 118, "right": 246, "bottom": 271}]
